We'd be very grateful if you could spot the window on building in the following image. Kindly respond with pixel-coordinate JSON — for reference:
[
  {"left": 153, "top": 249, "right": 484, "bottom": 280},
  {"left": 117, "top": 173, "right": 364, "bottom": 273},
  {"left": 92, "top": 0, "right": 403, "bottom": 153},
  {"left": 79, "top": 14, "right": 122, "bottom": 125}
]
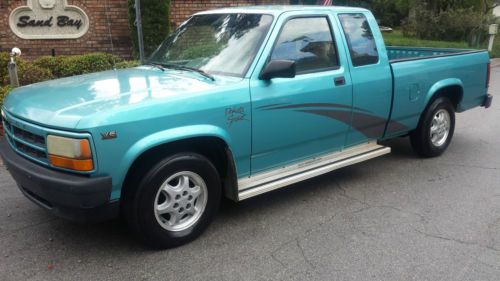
[
  {"left": 338, "top": 13, "right": 379, "bottom": 66},
  {"left": 271, "top": 17, "right": 339, "bottom": 74}
]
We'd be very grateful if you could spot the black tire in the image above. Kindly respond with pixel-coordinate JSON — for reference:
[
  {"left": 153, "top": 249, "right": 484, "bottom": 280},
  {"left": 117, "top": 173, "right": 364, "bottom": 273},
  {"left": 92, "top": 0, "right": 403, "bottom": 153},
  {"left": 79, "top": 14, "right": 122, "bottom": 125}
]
[
  {"left": 124, "top": 153, "right": 221, "bottom": 249},
  {"left": 410, "top": 97, "right": 455, "bottom": 157}
]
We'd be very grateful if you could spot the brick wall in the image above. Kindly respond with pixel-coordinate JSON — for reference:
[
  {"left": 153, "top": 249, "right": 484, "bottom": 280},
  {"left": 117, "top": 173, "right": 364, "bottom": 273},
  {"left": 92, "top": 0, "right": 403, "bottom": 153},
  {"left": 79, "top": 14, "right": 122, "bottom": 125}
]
[
  {"left": 0, "top": 0, "right": 290, "bottom": 60},
  {"left": 0, "top": 0, "right": 132, "bottom": 60}
]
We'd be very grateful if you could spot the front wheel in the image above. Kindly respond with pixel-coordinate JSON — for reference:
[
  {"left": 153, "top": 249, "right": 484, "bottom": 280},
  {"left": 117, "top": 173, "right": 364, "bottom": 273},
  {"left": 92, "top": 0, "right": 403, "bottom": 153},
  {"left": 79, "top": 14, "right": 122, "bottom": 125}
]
[
  {"left": 410, "top": 97, "right": 455, "bottom": 157},
  {"left": 124, "top": 153, "right": 221, "bottom": 249}
]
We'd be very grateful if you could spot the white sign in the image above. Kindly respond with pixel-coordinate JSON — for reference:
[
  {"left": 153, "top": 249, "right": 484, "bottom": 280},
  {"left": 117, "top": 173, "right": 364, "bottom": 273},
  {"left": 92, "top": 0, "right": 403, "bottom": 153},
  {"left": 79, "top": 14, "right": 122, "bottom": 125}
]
[
  {"left": 9, "top": 0, "right": 89, "bottom": 40},
  {"left": 489, "top": 24, "right": 498, "bottom": 35}
]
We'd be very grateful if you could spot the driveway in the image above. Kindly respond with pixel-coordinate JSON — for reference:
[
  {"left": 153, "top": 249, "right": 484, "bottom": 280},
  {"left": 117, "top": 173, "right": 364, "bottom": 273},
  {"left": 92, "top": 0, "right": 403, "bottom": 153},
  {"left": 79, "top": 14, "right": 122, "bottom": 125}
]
[{"left": 0, "top": 67, "right": 499, "bottom": 281}]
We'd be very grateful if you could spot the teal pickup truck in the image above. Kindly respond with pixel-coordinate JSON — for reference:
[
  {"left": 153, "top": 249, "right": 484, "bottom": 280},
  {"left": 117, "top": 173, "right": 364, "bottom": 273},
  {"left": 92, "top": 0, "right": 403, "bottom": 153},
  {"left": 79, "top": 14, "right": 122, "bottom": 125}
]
[{"left": 0, "top": 6, "right": 493, "bottom": 248}]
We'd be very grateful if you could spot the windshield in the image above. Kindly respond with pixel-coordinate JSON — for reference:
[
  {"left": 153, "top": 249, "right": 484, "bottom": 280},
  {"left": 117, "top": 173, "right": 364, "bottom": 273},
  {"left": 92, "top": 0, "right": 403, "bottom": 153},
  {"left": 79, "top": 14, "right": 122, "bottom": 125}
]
[{"left": 149, "top": 13, "right": 274, "bottom": 78}]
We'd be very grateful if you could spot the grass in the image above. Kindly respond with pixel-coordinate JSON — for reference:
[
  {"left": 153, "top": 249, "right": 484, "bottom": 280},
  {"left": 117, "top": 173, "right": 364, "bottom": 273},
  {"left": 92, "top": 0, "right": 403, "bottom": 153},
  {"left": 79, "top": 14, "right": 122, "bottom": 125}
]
[{"left": 382, "top": 30, "right": 500, "bottom": 58}]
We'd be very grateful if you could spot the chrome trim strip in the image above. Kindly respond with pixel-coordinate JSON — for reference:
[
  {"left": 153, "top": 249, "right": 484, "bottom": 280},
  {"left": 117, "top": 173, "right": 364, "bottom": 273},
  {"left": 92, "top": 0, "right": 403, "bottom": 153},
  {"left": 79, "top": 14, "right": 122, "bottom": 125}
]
[
  {"left": 237, "top": 142, "right": 390, "bottom": 201},
  {"left": 239, "top": 142, "right": 380, "bottom": 190}
]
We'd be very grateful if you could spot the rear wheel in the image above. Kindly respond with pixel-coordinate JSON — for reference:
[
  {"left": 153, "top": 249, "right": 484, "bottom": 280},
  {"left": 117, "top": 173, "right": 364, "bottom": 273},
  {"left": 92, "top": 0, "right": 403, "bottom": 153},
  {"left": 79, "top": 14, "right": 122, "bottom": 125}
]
[
  {"left": 410, "top": 97, "right": 455, "bottom": 157},
  {"left": 124, "top": 153, "right": 221, "bottom": 249}
]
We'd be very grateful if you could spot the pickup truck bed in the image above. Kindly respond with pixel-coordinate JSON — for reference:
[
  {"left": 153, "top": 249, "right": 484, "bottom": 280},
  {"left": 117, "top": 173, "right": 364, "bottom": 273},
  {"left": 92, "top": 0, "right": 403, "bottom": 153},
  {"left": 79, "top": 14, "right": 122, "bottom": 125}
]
[{"left": 385, "top": 48, "right": 489, "bottom": 138}]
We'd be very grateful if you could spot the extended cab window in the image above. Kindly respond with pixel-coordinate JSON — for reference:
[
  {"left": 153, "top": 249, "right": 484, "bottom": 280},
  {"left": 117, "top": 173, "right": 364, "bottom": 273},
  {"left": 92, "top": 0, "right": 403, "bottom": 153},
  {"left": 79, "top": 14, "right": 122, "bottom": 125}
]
[
  {"left": 271, "top": 17, "right": 338, "bottom": 74},
  {"left": 338, "top": 13, "right": 379, "bottom": 66}
]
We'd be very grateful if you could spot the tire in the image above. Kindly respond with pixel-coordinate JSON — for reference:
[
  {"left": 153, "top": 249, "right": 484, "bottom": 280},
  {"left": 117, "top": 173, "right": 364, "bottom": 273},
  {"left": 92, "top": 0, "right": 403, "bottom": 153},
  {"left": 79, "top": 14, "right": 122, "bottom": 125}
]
[
  {"left": 410, "top": 97, "right": 455, "bottom": 157},
  {"left": 124, "top": 153, "right": 221, "bottom": 249}
]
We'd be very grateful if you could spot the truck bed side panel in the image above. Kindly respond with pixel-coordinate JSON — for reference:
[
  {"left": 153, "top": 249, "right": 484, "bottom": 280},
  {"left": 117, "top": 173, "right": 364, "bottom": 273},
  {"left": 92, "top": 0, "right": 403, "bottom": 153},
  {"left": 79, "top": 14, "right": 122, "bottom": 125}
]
[{"left": 386, "top": 51, "right": 489, "bottom": 137}]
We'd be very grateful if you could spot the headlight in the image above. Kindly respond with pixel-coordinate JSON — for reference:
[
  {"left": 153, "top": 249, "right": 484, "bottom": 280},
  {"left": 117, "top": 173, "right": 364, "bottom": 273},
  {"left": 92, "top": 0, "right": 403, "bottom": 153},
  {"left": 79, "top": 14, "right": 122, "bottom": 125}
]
[
  {"left": 47, "top": 135, "right": 93, "bottom": 171},
  {"left": 1, "top": 109, "right": 6, "bottom": 119}
]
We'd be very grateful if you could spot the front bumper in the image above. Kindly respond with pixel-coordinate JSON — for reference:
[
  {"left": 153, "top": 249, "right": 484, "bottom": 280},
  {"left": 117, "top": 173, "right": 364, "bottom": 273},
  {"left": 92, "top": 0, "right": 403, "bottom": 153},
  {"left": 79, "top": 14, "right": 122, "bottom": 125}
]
[
  {"left": 0, "top": 138, "right": 118, "bottom": 222},
  {"left": 483, "top": 94, "right": 493, "bottom": 108}
]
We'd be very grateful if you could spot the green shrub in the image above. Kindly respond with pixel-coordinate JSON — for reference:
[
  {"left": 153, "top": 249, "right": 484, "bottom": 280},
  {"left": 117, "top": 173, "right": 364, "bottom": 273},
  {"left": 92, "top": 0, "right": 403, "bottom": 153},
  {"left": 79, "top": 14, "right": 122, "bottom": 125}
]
[
  {"left": 32, "top": 56, "right": 66, "bottom": 77},
  {"left": 128, "top": 0, "right": 170, "bottom": 58},
  {"left": 17, "top": 64, "right": 54, "bottom": 85},
  {"left": 1, "top": 52, "right": 136, "bottom": 88},
  {"left": 115, "top": 60, "right": 140, "bottom": 69},
  {"left": 0, "top": 85, "right": 12, "bottom": 109},
  {"left": 402, "top": 4, "right": 484, "bottom": 42},
  {"left": 0, "top": 52, "right": 28, "bottom": 85},
  {"left": 58, "top": 53, "right": 123, "bottom": 77},
  {"left": 33, "top": 53, "right": 124, "bottom": 78},
  {"left": 370, "top": 0, "right": 410, "bottom": 27}
]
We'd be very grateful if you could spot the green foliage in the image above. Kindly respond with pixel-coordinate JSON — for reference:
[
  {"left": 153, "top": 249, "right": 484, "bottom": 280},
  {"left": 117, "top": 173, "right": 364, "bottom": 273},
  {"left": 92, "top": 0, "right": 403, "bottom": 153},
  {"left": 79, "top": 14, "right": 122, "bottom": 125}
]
[
  {"left": 383, "top": 30, "right": 470, "bottom": 48},
  {"left": 0, "top": 52, "right": 137, "bottom": 108},
  {"left": 1, "top": 52, "right": 137, "bottom": 88},
  {"left": 171, "top": 42, "right": 225, "bottom": 60},
  {"left": 402, "top": 1, "right": 485, "bottom": 42},
  {"left": 115, "top": 60, "right": 140, "bottom": 69},
  {"left": 0, "top": 53, "right": 28, "bottom": 82},
  {"left": 32, "top": 56, "right": 66, "bottom": 77},
  {"left": 370, "top": 0, "right": 410, "bottom": 27},
  {"left": 16, "top": 64, "right": 54, "bottom": 86},
  {"left": 0, "top": 85, "right": 12, "bottom": 109},
  {"left": 33, "top": 53, "right": 127, "bottom": 77},
  {"left": 128, "top": 0, "right": 170, "bottom": 58}
]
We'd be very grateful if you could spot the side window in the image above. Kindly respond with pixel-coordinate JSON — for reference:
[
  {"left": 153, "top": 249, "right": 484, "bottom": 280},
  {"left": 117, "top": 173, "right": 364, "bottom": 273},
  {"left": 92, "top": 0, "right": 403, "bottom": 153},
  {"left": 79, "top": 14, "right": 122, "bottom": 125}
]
[
  {"left": 338, "top": 13, "right": 379, "bottom": 66},
  {"left": 271, "top": 17, "right": 339, "bottom": 74}
]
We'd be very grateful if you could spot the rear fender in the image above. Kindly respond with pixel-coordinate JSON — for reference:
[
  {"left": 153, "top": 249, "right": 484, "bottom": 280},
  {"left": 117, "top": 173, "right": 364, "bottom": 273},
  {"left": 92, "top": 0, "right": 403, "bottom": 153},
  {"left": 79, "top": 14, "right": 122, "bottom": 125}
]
[{"left": 425, "top": 78, "right": 464, "bottom": 106}]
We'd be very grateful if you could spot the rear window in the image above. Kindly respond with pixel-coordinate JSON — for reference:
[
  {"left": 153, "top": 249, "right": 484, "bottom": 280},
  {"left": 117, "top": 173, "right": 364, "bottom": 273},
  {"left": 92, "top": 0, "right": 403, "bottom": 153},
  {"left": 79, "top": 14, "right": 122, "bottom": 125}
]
[{"left": 338, "top": 13, "right": 378, "bottom": 67}]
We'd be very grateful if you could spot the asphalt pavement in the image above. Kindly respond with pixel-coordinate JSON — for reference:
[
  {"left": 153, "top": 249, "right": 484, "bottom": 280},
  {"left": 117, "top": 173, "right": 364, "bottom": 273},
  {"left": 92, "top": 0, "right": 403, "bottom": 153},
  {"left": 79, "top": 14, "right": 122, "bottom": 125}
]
[{"left": 0, "top": 66, "right": 499, "bottom": 281}]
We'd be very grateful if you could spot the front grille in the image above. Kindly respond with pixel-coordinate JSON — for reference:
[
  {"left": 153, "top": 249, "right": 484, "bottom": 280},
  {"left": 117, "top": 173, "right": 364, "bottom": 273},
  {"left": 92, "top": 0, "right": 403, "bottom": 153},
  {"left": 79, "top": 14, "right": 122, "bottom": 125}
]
[
  {"left": 3, "top": 114, "right": 48, "bottom": 164},
  {"left": 3, "top": 119, "right": 12, "bottom": 133},
  {"left": 12, "top": 126, "right": 45, "bottom": 146},
  {"left": 14, "top": 141, "right": 47, "bottom": 159}
]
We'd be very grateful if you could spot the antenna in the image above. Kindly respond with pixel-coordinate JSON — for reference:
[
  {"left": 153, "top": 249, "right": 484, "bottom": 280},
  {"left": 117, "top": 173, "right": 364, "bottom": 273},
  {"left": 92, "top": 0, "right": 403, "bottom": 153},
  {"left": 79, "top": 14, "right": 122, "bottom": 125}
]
[
  {"left": 135, "top": 0, "right": 146, "bottom": 64},
  {"left": 104, "top": 0, "right": 117, "bottom": 69}
]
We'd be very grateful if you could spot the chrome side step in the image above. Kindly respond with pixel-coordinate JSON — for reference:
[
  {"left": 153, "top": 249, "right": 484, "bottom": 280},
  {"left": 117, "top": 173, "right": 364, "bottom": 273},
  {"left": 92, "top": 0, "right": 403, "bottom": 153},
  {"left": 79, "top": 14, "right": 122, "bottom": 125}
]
[{"left": 237, "top": 142, "right": 390, "bottom": 201}]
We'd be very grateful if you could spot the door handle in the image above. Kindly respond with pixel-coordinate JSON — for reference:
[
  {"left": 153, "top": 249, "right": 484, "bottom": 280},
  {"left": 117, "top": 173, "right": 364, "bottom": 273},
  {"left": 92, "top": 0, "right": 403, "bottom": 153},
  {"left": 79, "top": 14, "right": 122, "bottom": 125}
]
[{"left": 334, "top": 76, "right": 345, "bottom": 86}]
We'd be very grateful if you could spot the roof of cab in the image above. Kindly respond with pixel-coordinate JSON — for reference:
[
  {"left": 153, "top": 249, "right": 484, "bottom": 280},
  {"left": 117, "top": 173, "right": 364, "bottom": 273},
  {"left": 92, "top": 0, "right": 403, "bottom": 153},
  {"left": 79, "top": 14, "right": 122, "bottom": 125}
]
[{"left": 195, "top": 5, "right": 369, "bottom": 16}]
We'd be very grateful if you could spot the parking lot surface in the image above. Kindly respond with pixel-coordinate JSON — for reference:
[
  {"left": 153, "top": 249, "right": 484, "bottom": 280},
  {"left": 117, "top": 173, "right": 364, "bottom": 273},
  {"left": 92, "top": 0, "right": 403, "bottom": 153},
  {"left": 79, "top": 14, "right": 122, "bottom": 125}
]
[{"left": 0, "top": 67, "right": 499, "bottom": 281}]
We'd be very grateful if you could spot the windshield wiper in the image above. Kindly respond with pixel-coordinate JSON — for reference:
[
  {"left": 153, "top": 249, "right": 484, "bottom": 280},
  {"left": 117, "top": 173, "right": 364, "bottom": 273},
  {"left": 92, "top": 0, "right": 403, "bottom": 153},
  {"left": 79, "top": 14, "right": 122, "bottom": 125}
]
[
  {"left": 146, "top": 62, "right": 165, "bottom": 72},
  {"left": 156, "top": 63, "right": 215, "bottom": 81}
]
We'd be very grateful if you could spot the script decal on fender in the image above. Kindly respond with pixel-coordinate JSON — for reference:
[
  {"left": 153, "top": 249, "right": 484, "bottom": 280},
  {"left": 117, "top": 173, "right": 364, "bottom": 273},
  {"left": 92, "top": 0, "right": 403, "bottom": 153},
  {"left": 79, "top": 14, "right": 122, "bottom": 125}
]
[{"left": 225, "top": 107, "right": 247, "bottom": 126}]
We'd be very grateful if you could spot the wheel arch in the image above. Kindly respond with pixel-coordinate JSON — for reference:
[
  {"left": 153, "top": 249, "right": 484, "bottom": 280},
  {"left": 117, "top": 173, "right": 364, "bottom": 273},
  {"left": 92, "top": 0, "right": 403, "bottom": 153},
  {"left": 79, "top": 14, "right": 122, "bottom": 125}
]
[
  {"left": 425, "top": 79, "right": 464, "bottom": 110},
  {"left": 119, "top": 125, "right": 239, "bottom": 204}
]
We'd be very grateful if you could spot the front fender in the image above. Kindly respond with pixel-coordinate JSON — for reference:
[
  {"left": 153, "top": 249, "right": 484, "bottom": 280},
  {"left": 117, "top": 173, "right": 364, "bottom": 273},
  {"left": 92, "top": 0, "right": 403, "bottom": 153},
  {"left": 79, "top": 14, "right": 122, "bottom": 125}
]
[
  {"left": 117, "top": 124, "right": 233, "bottom": 187},
  {"left": 425, "top": 78, "right": 463, "bottom": 105}
]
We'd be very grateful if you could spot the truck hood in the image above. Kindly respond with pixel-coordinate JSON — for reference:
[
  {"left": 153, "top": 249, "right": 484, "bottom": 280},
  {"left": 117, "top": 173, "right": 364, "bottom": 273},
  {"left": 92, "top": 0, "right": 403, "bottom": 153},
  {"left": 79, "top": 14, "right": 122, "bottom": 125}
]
[{"left": 3, "top": 66, "right": 240, "bottom": 129}]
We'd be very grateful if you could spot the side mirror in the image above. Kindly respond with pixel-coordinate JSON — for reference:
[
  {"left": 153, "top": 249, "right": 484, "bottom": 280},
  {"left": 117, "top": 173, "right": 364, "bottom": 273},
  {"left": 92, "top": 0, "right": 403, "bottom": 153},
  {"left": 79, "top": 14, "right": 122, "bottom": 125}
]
[{"left": 259, "top": 60, "right": 296, "bottom": 80}]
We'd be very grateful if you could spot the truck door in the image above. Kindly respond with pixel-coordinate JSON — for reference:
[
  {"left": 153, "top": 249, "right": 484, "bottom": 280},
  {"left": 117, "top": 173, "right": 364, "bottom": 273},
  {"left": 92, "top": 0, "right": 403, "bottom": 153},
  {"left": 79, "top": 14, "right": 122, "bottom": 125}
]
[
  {"left": 336, "top": 13, "right": 393, "bottom": 146},
  {"left": 250, "top": 12, "right": 353, "bottom": 174}
]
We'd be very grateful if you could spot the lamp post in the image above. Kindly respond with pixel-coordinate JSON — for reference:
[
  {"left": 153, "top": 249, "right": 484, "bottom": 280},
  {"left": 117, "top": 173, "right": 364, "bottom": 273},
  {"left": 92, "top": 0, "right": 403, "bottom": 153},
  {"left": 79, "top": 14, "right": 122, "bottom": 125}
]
[
  {"left": 135, "top": 0, "right": 145, "bottom": 64},
  {"left": 8, "top": 47, "right": 21, "bottom": 88}
]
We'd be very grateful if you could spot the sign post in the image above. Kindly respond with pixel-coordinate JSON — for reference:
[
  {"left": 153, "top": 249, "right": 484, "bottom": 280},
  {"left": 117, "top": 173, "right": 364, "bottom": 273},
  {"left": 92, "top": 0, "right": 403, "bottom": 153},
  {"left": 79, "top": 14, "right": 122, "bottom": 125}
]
[
  {"left": 488, "top": 24, "right": 498, "bottom": 52},
  {"left": 8, "top": 48, "right": 21, "bottom": 88},
  {"left": 135, "top": 0, "right": 145, "bottom": 64}
]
